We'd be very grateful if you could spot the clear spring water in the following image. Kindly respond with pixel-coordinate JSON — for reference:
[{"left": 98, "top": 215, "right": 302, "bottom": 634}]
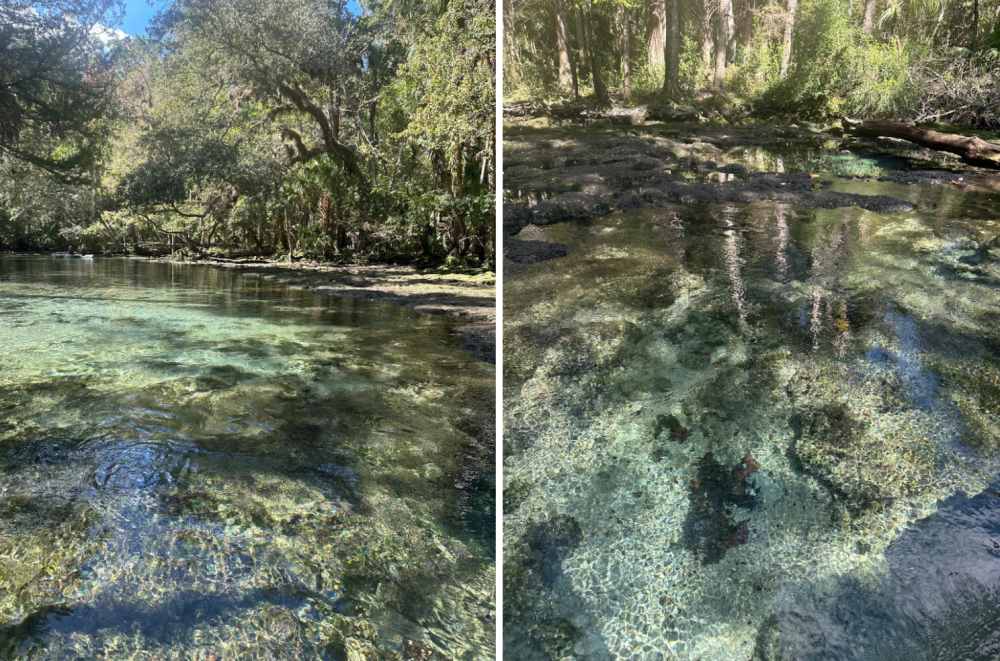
[
  {"left": 0, "top": 256, "right": 495, "bottom": 659},
  {"left": 503, "top": 128, "right": 1000, "bottom": 660}
]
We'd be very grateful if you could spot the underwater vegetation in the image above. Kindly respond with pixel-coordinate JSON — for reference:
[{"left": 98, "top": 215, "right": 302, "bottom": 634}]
[
  {"left": 0, "top": 257, "right": 495, "bottom": 660},
  {"left": 503, "top": 124, "right": 1000, "bottom": 660},
  {"left": 683, "top": 451, "right": 760, "bottom": 565}
]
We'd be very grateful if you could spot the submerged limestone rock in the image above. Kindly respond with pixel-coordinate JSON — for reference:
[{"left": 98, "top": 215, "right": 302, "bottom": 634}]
[
  {"left": 504, "top": 238, "right": 569, "bottom": 264},
  {"left": 791, "top": 402, "right": 873, "bottom": 502},
  {"left": 521, "top": 515, "right": 583, "bottom": 587},
  {"left": 504, "top": 514, "right": 614, "bottom": 661},
  {"left": 653, "top": 413, "right": 688, "bottom": 444},
  {"left": 683, "top": 451, "right": 760, "bottom": 564}
]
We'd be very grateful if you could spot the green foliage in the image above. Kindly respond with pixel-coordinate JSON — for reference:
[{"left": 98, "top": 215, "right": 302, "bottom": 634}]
[
  {"left": 729, "top": 21, "right": 783, "bottom": 100},
  {"left": 506, "top": 0, "right": 1000, "bottom": 129},
  {"left": 0, "top": 0, "right": 495, "bottom": 266},
  {"left": 397, "top": 0, "right": 496, "bottom": 150},
  {"left": 0, "top": 0, "right": 122, "bottom": 177},
  {"left": 758, "top": 1, "right": 919, "bottom": 119},
  {"left": 677, "top": 34, "right": 708, "bottom": 98}
]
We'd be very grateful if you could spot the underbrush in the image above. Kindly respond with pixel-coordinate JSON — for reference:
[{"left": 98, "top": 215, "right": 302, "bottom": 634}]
[{"left": 505, "top": 0, "right": 1000, "bottom": 131}]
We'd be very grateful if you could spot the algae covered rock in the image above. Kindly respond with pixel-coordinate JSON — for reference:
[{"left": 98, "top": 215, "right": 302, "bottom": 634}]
[
  {"left": 521, "top": 514, "right": 583, "bottom": 587},
  {"left": 504, "top": 514, "right": 613, "bottom": 661},
  {"left": 683, "top": 451, "right": 760, "bottom": 564},
  {"left": 791, "top": 401, "right": 884, "bottom": 507}
]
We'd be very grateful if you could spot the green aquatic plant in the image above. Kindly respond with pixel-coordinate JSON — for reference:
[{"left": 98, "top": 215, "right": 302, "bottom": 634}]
[
  {"left": 504, "top": 149, "right": 1000, "bottom": 658},
  {"left": 0, "top": 257, "right": 495, "bottom": 660}
]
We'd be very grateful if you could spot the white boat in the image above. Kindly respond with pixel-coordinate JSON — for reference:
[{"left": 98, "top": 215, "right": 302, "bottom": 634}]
[{"left": 51, "top": 253, "right": 93, "bottom": 260}]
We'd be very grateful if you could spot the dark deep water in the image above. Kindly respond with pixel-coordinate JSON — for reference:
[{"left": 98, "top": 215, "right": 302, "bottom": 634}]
[
  {"left": 0, "top": 256, "right": 495, "bottom": 659},
  {"left": 503, "top": 122, "right": 1000, "bottom": 660}
]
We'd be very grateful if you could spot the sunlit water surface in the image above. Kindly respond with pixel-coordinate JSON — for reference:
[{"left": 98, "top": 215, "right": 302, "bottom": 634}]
[
  {"left": 503, "top": 128, "right": 1000, "bottom": 661},
  {"left": 0, "top": 256, "right": 494, "bottom": 660}
]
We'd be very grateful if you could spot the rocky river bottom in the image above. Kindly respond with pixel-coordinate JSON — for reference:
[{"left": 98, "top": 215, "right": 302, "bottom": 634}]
[
  {"left": 503, "top": 120, "right": 1000, "bottom": 660},
  {"left": 0, "top": 257, "right": 495, "bottom": 660}
]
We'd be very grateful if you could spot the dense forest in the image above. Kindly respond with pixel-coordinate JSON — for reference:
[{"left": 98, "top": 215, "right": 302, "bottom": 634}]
[
  {"left": 503, "top": 0, "right": 1000, "bottom": 127},
  {"left": 0, "top": 0, "right": 495, "bottom": 265}
]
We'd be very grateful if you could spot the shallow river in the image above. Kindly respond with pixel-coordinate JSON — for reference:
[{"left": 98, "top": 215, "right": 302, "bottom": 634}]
[
  {"left": 0, "top": 256, "right": 495, "bottom": 659},
  {"left": 503, "top": 123, "right": 1000, "bottom": 660}
]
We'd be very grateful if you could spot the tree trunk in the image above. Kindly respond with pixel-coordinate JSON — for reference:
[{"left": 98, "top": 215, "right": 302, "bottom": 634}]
[
  {"left": 646, "top": 0, "right": 666, "bottom": 70},
  {"left": 574, "top": 7, "right": 590, "bottom": 83},
  {"left": 276, "top": 212, "right": 286, "bottom": 252},
  {"left": 620, "top": 4, "right": 632, "bottom": 99},
  {"left": 337, "top": 221, "right": 347, "bottom": 252},
  {"left": 713, "top": 0, "right": 731, "bottom": 88},
  {"left": 332, "top": 92, "right": 341, "bottom": 139},
  {"left": 554, "top": 0, "right": 574, "bottom": 89},
  {"left": 862, "top": 0, "right": 876, "bottom": 35},
  {"left": 570, "top": 48, "right": 580, "bottom": 97},
  {"left": 452, "top": 141, "right": 464, "bottom": 198},
  {"left": 736, "top": 0, "right": 754, "bottom": 49},
  {"left": 700, "top": 0, "right": 713, "bottom": 81},
  {"left": 929, "top": 1, "right": 946, "bottom": 42},
  {"left": 973, "top": 0, "right": 980, "bottom": 49},
  {"left": 726, "top": 0, "right": 736, "bottom": 63},
  {"left": 586, "top": 0, "right": 611, "bottom": 104},
  {"left": 283, "top": 208, "right": 293, "bottom": 257},
  {"left": 505, "top": 0, "right": 524, "bottom": 87},
  {"left": 663, "top": 0, "right": 680, "bottom": 95},
  {"left": 319, "top": 192, "right": 331, "bottom": 258},
  {"left": 842, "top": 118, "right": 1000, "bottom": 169},
  {"left": 276, "top": 83, "right": 361, "bottom": 178},
  {"left": 780, "top": 0, "right": 797, "bottom": 78}
]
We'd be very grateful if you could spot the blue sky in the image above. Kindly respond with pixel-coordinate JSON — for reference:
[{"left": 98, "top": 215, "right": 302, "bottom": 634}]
[
  {"left": 111, "top": 0, "right": 361, "bottom": 36},
  {"left": 112, "top": 0, "right": 164, "bottom": 36}
]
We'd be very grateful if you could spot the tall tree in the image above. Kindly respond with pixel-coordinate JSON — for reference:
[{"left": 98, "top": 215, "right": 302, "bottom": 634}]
[
  {"left": 0, "top": 0, "right": 122, "bottom": 176},
  {"left": 165, "top": 0, "right": 365, "bottom": 177},
  {"left": 619, "top": 4, "right": 632, "bottom": 98},
  {"left": 554, "top": 0, "right": 575, "bottom": 89},
  {"left": 863, "top": 0, "right": 877, "bottom": 34},
  {"left": 700, "top": 0, "right": 714, "bottom": 79},
  {"left": 973, "top": 0, "right": 981, "bottom": 47},
  {"left": 726, "top": 0, "right": 736, "bottom": 62},
  {"left": 647, "top": 0, "right": 667, "bottom": 70},
  {"left": 574, "top": 5, "right": 590, "bottom": 81},
  {"left": 714, "top": 0, "right": 732, "bottom": 88},
  {"left": 780, "top": 0, "right": 797, "bottom": 78},
  {"left": 664, "top": 0, "right": 681, "bottom": 95},
  {"left": 586, "top": 0, "right": 611, "bottom": 103}
]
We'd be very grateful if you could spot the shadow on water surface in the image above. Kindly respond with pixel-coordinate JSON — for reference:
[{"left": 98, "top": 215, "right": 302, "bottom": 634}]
[
  {"left": 763, "top": 485, "right": 1000, "bottom": 661},
  {"left": 0, "top": 589, "right": 339, "bottom": 661}
]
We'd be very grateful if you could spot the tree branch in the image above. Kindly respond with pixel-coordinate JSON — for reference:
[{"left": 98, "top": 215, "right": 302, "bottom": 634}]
[
  {"left": 276, "top": 81, "right": 362, "bottom": 177},
  {"left": 281, "top": 128, "right": 326, "bottom": 164}
]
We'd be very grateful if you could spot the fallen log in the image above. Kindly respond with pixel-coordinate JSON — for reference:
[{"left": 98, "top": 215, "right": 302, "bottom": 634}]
[
  {"left": 584, "top": 107, "right": 648, "bottom": 125},
  {"left": 646, "top": 105, "right": 706, "bottom": 123},
  {"left": 842, "top": 117, "right": 1000, "bottom": 170}
]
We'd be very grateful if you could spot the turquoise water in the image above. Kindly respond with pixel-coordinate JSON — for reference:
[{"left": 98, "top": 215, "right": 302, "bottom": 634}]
[
  {"left": 0, "top": 256, "right": 495, "bottom": 659},
  {"left": 503, "top": 127, "right": 1000, "bottom": 660}
]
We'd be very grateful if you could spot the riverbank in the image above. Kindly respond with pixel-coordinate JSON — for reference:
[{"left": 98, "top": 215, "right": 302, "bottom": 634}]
[{"left": 158, "top": 256, "right": 497, "bottom": 363}]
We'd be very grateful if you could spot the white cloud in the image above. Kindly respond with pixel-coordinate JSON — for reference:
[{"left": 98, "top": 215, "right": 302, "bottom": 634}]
[{"left": 90, "top": 23, "right": 129, "bottom": 45}]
